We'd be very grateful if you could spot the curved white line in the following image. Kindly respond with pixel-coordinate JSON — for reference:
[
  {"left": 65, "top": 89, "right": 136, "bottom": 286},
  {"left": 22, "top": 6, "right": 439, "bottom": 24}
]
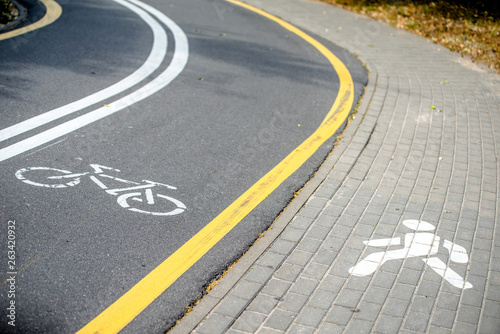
[
  {"left": 0, "top": 0, "right": 189, "bottom": 162},
  {"left": 0, "top": 0, "right": 167, "bottom": 143}
]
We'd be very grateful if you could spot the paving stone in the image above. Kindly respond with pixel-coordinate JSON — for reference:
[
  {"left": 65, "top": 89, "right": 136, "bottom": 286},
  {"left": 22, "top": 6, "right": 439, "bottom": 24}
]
[
  {"left": 331, "top": 224, "right": 353, "bottom": 240},
  {"left": 215, "top": 296, "right": 249, "bottom": 318},
  {"left": 322, "top": 236, "right": 346, "bottom": 252},
  {"left": 338, "top": 247, "right": 362, "bottom": 264},
  {"left": 281, "top": 227, "right": 307, "bottom": 242},
  {"left": 334, "top": 289, "right": 363, "bottom": 308},
  {"left": 373, "top": 314, "right": 403, "bottom": 333},
  {"left": 353, "top": 223, "right": 376, "bottom": 238},
  {"left": 247, "top": 293, "right": 280, "bottom": 314},
  {"left": 314, "top": 186, "right": 338, "bottom": 200},
  {"left": 261, "top": 279, "right": 292, "bottom": 298},
  {"left": 457, "top": 305, "right": 481, "bottom": 324},
  {"left": 287, "top": 250, "right": 314, "bottom": 267},
  {"left": 437, "top": 292, "right": 460, "bottom": 312},
  {"left": 345, "top": 275, "right": 371, "bottom": 292},
  {"left": 344, "top": 236, "right": 367, "bottom": 251},
  {"left": 336, "top": 214, "right": 359, "bottom": 228},
  {"left": 481, "top": 299, "right": 500, "bottom": 318},
  {"left": 331, "top": 195, "right": 351, "bottom": 207},
  {"left": 314, "top": 213, "right": 338, "bottom": 228},
  {"left": 416, "top": 280, "right": 441, "bottom": 298},
  {"left": 319, "top": 275, "right": 346, "bottom": 294},
  {"left": 274, "top": 264, "right": 303, "bottom": 282},
  {"left": 312, "top": 249, "right": 337, "bottom": 266},
  {"left": 354, "top": 301, "right": 382, "bottom": 322},
  {"left": 382, "top": 298, "right": 410, "bottom": 318},
  {"left": 231, "top": 311, "right": 267, "bottom": 333},
  {"left": 430, "top": 308, "right": 456, "bottom": 329},
  {"left": 225, "top": 329, "right": 242, "bottom": 334},
  {"left": 295, "top": 306, "right": 327, "bottom": 327},
  {"left": 317, "top": 322, "right": 344, "bottom": 334},
  {"left": 296, "top": 237, "right": 322, "bottom": 253},
  {"left": 258, "top": 252, "right": 286, "bottom": 269},
  {"left": 305, "top": 226, "right": 331, "bottom": 241},
  {"left": 289, "top": 278, "right": 318, "bottom": 296},
  {"left": 372, "top": 271, "right": 397, "bottom": 289},
  {"left": 278, "top": 292, "right": 308, "bottom": 313},
  {"left": 232, "top": 281, "right": 264, "bottom": 300},
  {"left": 290, "top": 216, "right": 315, "bottom": 230},
  {"left": 461, "top": 289, "right": 485, "bottom": 308},
  {"left": 196, "top": 314, "right": 233, "bottom": 334},
  {"left": 410, "top": 295, "right": 435, "bottom": 314},
  {"left": 308, "top": 289, "right": 336, "bottom": 310},
  {"left": 288, "top": 324, "right": 315, "bottom": 334},
  {"left": 264, "top": 309, "right": 296, "bottom": 331},
  {"left": 298, "top": 207, "right": 322, "bottom": 220},
  {"left": 363, "top": 286, "right": 390, "bottom": 304},
  {"left": 302, "top": 262, "right": 329, "bottom": 280},
  {"left": 245, "top": 265, "right": 276, "bottom": 284},
  {"left": 403, "top": 312, "right": 430, "bottom": 331},
  {"left": 364, "top": 203, "right": 386, "bottom": 216},
  {"left": 478, "top": 316, "right": 500, "bottom": 334},
  {"left": 329, "top": 260, "right": 356, "bottom": 278},
  {"left": 452, "top": 321, "right": 477, "bottom": 334},
  {"left": 306, "top": 197, "right": 328, "bottom": 209},
  {"left": 269, "top": 239, "right": 297, "bottom": 255},
  {"left": 325, "top": 305, "right": 354, "bottom": 326},
  {"left": 345, "top": 318, "right": 373, "bottom": 333},
  {"left": 428, "top": 326, "right": 452, "bottom": 334},
  {"left": 397, "top": 268, "right": 422, "bottom": 286}
]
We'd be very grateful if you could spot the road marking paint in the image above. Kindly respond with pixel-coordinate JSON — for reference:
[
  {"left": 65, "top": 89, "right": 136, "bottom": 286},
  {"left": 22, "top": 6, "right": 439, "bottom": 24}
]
[
  {"left": 77, "top": 1, "right": 354, "bottom": 333},
  {"left": 0, "top": 0, "right": 167, "bottom": 143},
  {"left": 0, "top": 0, "right": 61, "bottom": 41},
  {"left": 0, "top": 0, "right": 188, "bottom": 162},
  {"left": 16, "top": 163, "right": 186, "bottom": 215},
  {"left": 350, "top": 220, "right": 473, "bottom": 289}
]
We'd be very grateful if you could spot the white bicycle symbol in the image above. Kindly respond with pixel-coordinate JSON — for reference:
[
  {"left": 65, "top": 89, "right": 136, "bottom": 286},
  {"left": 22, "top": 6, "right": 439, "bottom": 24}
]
[{"left": 15, "top": 164, "right": 186, "bottom": 216}]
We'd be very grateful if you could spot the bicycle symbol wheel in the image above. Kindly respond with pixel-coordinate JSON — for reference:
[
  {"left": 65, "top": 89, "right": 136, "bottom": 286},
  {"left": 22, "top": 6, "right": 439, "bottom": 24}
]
[
  {"left": 117, "top": 189, "right": 186, "bottom": 216},
  {"left": 15, "top": 167, "right": 82, "bottom": 188}
]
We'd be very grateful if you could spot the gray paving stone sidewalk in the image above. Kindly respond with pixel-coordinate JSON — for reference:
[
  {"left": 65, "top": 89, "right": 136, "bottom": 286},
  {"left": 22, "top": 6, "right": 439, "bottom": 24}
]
[{"left": 173, "top": 0, "right": 500, "bottom": 333}]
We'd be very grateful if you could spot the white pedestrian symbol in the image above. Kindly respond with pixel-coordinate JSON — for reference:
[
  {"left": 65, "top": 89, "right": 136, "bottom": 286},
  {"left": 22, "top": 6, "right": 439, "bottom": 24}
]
[{"left": 349, "top": 220, "right": 473, "bottom": 289}]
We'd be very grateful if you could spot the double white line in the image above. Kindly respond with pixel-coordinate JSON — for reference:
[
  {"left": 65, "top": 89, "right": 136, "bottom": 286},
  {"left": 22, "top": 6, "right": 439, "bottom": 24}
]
[{"left": 0, "top": 0, "right": 189, "bottom": 162}]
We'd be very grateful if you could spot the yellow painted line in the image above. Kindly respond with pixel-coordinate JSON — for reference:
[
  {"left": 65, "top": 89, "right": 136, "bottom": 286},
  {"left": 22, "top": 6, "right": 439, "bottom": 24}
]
[
  {"left": 77, "top": 1, "right": 354, "bottom": 333},
  {"left": 0, "top": 0, "right": 62, "bottom": 41}
]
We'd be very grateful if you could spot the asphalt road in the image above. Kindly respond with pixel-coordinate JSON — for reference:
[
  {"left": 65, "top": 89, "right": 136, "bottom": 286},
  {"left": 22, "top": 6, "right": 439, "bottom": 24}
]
[{"left": 0, "top": 0, "right": 367, "bottom": 332}]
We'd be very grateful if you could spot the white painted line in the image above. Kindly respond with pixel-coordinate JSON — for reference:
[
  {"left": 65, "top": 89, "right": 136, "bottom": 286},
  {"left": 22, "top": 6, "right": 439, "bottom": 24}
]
[
  {"left": 0, "top": 0, "right": 189, "bottom": 162},
  {"left": 0, "top": 0, "right": 167, "bottom": 143}
]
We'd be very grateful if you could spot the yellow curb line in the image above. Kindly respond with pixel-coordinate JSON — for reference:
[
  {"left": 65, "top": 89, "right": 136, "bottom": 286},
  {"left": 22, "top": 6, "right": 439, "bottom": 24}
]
[
  {"left": 0, "top": 0, "right": 62, "bottom": 41},
  {"left": 77, "top": 1, "right": 354, "bottom": 333}
]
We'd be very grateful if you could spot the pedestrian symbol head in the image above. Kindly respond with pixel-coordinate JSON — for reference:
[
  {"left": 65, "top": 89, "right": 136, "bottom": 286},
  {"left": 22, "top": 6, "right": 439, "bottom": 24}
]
[{"left": 403, "top": 220, "right": 435, "bottom": 232}]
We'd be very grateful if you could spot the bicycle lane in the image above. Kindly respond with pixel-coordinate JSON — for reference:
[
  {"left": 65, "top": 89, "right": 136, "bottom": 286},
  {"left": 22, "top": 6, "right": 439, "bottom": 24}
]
[
  {"left": 0, "top": 0, "right": 367, "bottom": 332},
  {"left": 0, "top": 0, "right": 157, "bottom": 132}
]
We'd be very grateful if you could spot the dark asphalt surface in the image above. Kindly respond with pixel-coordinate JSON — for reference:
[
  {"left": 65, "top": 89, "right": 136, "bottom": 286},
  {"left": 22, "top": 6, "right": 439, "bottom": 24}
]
[{"left": 0, "top": 0, "right": 367, "bottom": 332}]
